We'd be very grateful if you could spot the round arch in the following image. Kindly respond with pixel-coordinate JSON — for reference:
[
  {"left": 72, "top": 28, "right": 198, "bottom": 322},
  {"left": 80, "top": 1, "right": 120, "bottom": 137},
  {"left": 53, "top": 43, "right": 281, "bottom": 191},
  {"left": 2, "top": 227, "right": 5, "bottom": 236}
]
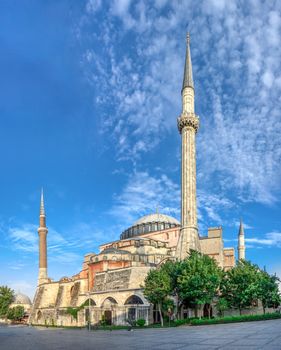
[
  {"left": 81, "top": 298, "right": 96, "bottom": 307},
  {"left": 156, "top": 257, "right": 176, "bottom": 268},
  {"left": 124, "top": 295, "right": 144, "bottom": 305},
  {"left": 101, "top": 297, "right": 118, "bottom": 307}
]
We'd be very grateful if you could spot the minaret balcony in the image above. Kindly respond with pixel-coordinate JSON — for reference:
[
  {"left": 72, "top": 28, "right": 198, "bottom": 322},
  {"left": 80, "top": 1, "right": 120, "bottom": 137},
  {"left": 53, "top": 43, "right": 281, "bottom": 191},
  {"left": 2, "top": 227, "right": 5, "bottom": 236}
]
[{"left": 177, "top": 113, "right": 199, "bottom": 133}]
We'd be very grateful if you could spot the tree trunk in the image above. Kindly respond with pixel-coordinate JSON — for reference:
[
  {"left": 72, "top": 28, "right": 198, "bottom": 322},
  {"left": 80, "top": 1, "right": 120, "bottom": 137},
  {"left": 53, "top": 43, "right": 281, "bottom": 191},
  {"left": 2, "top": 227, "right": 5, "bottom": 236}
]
[
  {"left": 174, "top": 295, "right": 179, "bottom": 320},
  {"left": 195, "top": 305, "right": 201, "bottom": 319},
  {"left": 158, "top": 303, "right": 163, "bottom": 327},
  {"left": 263, "top": 306, "right": 265, "bottom": 315},
  {"left": 239, "top": 308, "right": 242, "bottom": 316}
]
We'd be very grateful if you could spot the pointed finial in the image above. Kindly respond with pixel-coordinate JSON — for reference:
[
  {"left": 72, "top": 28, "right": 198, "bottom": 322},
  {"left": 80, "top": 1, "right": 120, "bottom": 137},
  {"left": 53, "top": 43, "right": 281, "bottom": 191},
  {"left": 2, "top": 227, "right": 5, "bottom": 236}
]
[
  {"left": 186, "top": 32, "right": 190, "bottom": 45},
  {"left": 239, "top": 218, "right": 244, "bottom": 236},
  {"left": 40, "top": 188, "right": 45, "bottom": 216},
  {"left": 182, "top": 32, "right": 194, "bottom": 91}
]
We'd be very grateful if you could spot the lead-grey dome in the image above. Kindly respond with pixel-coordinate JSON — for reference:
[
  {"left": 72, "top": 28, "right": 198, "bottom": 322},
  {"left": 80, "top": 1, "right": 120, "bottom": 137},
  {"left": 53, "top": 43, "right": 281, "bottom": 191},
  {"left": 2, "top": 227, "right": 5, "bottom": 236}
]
[
  {"left": 13, "top": 293, "right": 32, "bottom": 305},
  {"left": 133, "top": 213, "right": 180, "bottom": 226},
  {"left": 120, "top": 213, "right": 180, "bottom": 240}
]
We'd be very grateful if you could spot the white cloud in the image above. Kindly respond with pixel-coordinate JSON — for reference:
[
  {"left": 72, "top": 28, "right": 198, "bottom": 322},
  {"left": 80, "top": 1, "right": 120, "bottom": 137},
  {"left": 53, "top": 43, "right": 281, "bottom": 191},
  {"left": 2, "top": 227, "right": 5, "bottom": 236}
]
[
  {"left": 6, "top": 223, "right": 101, "bottom": 264},
  {"left": 8, "top": 224, "right": 37, "bottom": 252},
  {"left": 109, "top": 170, "right": 180, "bottom": 226},
  {"left": 8, "top": 280, "right": 35, "bottom": 300},
  {"left": 80, "top": 1, "right": 281, "bottom": 207},
  {"left": 246, "top": 232, "right": 281, "bottom": 248},
  {"left": 86, "top": 0, "right": 102, "bottom": 14}
]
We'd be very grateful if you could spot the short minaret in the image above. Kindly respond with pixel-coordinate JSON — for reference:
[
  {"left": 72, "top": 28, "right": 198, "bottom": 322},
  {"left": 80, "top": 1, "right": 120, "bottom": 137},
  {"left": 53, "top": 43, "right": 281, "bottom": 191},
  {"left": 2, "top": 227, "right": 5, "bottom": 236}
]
[
  {"left": 176, "top": 33, "right": 200, "bottom": 260},
  {"left": 238, "top": 219, "right": 245, "bottom": 260},
  {"left": 38, "top": 189, "right": 48, "bottom": 285}
]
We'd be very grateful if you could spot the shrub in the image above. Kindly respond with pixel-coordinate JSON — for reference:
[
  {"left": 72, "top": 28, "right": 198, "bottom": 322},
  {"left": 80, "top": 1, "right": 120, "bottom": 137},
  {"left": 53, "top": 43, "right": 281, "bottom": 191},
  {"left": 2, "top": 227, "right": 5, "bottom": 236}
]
[
  {"left": 66, "top": 307, "right": 79, "bottom": 320},
  {"left": 7, "top": 306, "right": 24, "bottom": 321},
  {"left": 136, "top": 318, "right": 146, "bottom": 327},
  {"left": 174, "top": 317, "right": 198, "bottom": 326},
  {"left": 190, "top": 313, "right": 281, "bottom": 326}
]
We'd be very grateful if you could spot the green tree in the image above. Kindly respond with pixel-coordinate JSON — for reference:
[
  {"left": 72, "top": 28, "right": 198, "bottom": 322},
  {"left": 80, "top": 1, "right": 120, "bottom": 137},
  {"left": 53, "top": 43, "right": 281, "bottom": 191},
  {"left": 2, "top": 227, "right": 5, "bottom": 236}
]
[
  {"left": 143, "top": 265, "right": 172, "bottom": 326},
  {"left": 216, "top": 297, "right": 228, "bottom": 317},
  {"left": 177, "top": 251, "right": 222, "bottom": 318},
  {"left": 221, "top": 260, "right": 260, "bottom": 315},
  {"left": 0, "top": 286, "right": 14, "bottom": 318},
  {"left": 256, "top": 271, "right": 281, "bottom": 314},
  {"left": 159, "top": 260, "right": 182, "bottom": 319},
  {"left": 7, "top": 306, "right": 24, "bottom": 321}
]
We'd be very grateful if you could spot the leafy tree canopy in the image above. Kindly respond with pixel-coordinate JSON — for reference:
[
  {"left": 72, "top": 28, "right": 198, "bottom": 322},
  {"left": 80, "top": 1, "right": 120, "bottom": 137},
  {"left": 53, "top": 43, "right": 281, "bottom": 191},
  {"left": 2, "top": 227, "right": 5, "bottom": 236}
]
[
  {"left": 177, "top": 250, "right": 222, "bottom": 308},
  {"left": 7, "top": 306, "right": 24, "bottom": 321},
  {"left": 0, "top": 286, "right": 14, "bottom": 318}
]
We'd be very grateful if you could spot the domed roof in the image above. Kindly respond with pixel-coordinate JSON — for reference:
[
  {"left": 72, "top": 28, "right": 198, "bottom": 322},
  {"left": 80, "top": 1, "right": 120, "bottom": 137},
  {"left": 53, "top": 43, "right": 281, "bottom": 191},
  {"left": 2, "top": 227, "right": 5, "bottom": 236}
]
[
  {"left": 13, "top": 293, "right": 32, "bottom": 305},
  {"left": 133, "top": 213, "right": 180, "bottom": 226},
  {"left": 120, "top": 212, "right": 180, "bottom": 240}
]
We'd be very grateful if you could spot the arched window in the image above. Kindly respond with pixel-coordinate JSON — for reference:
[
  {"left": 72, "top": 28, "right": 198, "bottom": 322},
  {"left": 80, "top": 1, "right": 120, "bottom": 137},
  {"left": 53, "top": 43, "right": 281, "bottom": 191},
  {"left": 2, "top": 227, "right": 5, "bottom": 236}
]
[
  {"left": 81, "top": 298, "right": 96, "bottom": 307},
  {"left": 37, "top": 310, "right": 42, "bottom": 321},
  {"left": 102, "top": 297, "right": 118, "bottom": 307},
  {"left": 124, "top": 295, "right": 144, "bottom": 305}
]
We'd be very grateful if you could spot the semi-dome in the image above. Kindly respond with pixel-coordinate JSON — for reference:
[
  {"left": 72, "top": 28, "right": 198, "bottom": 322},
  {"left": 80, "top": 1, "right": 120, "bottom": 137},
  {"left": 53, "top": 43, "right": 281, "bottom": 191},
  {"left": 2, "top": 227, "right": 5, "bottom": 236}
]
[
  {"left": 13, "top": 293, "right": 32, "bottom": 305},
  {"left": 120, "top": 213, "right": 180, "bottom": 240}
]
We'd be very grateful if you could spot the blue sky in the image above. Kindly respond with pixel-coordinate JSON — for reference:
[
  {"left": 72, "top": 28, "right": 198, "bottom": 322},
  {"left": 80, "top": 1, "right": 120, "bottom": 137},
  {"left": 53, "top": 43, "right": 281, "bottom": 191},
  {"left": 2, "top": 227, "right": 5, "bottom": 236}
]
[{"left": 0, "top": 0, "right": 280, "bottom": 298}]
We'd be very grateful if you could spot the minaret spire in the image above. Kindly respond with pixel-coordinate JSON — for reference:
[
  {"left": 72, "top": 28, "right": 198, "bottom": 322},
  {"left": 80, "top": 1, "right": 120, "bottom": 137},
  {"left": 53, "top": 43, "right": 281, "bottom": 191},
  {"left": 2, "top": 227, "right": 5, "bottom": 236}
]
[
  {"left": 40, "top": 188, "right": 45, "bottom": 216},
  {"left": 182, "top": 32, "right": 194, "bottom": 91},
  {"left": 238, "top": 218, "right": 245, "bottom": 260},
  {"left": 38, "top": 188, "right": 48, "bottom": 285},
  {"left": 176, "top": 33, "right": 200, "bottom": 260}
]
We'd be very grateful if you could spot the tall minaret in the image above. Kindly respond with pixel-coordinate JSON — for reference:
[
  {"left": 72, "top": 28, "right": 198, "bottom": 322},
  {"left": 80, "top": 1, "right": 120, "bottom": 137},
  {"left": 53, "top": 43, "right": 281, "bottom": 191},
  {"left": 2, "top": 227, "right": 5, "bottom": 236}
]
[
  {"left": 176, "top": 33, "right": 200, "bottom": 260},
  {"left": 38, "top": 189, "right": 48, "bottom": 285},
  {"left": 238, "top": 219, "right": 245, "bottom": 260}
]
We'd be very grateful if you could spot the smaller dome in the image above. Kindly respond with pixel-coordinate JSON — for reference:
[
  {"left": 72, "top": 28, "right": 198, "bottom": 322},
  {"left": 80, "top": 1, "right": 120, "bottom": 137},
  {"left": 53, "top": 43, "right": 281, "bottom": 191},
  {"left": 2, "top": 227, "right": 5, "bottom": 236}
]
[{"left": 13, "top": 293, "right": 32, "bottom": 305}]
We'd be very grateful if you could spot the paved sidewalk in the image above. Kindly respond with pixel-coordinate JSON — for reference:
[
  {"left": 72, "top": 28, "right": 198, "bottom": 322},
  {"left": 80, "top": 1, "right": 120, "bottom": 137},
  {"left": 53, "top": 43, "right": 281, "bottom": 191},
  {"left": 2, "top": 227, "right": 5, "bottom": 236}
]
[{"left": 0, "top": 319, "right": 281, "bottom": 350}]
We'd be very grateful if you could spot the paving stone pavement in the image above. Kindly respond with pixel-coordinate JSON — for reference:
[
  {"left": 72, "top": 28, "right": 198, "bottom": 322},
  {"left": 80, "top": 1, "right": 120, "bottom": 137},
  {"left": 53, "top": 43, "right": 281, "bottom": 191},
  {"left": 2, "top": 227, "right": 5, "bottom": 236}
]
[{"left": 0, "top": 319, "right": 281, "bottom": 350}]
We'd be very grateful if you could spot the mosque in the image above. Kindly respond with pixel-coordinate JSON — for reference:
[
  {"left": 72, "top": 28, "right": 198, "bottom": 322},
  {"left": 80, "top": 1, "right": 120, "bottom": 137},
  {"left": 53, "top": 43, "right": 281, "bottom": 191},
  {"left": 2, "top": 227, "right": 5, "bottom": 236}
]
[{"left": 29, "top": 34, "right": 245, "bottom": 326}]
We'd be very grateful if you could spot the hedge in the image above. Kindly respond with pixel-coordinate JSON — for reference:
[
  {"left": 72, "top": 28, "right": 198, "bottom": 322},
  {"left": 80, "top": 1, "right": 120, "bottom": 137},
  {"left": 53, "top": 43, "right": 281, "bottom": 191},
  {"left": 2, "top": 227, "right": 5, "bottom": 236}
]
[{"left": 190, "top": 313, "right": 281, "bottom": 326}]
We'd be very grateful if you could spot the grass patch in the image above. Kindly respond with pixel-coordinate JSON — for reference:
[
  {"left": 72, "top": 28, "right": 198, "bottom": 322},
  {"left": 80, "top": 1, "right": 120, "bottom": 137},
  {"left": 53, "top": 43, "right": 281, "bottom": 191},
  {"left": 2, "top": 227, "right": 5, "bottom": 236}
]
[{"left": 190, "top": 313, "right": 281, "bottom": 326}]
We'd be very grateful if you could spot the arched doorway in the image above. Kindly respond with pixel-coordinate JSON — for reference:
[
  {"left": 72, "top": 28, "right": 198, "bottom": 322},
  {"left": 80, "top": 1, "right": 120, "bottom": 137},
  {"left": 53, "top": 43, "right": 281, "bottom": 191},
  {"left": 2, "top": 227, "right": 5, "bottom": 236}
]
[
  {"left": 203, "top": 304, "right": 213, "bottom": 318},
  {"left": 102, "top": 297, "right": 118, "bottom": 326},
  {"left": 37, "top": 310, "right": 42, "bottom": 322},
  {"left": 104, "top": 310, "right": 112, "bottom": 325}
]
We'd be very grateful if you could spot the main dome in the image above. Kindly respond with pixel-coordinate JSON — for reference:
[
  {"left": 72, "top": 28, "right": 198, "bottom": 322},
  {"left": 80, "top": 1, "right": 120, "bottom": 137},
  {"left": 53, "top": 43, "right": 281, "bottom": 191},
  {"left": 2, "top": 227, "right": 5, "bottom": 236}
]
[
  {"left": 120, "top": 213, "right": 180, "bottom": 240},
  {"left": 133, "top": 213, "right": 180, "bottom": 226}
]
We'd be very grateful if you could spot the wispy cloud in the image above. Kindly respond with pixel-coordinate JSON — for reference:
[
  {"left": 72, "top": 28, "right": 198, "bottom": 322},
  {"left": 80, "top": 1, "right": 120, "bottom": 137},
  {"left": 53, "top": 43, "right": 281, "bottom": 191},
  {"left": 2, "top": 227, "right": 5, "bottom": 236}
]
[
  {"left": 246, "top": 232, "right": 281, "bottom": 248},
  {"left": 7, "top": 280, "right": 35, "bottom": 299},
  {"left": 80, "top": 0, "right": 281, "bottom": 206},
  {"left": 5, "top": 223, "right": 100, "bottom": 264},
  {"left": 8, "top": 224, "right": 37, "bottom": 253},
  {"left": 108, "top": 169, "right": 236, "bottom": 233},
  {"left": 109, "top": 170, "right": 180, "bottom": 227}
]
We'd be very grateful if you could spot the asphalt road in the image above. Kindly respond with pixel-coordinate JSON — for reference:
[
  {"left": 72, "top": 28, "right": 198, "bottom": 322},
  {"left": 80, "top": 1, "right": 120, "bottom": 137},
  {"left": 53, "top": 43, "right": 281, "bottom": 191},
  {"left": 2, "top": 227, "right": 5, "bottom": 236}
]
[{"left": 0, "top": 319, "right": 281, "bottom": 350}]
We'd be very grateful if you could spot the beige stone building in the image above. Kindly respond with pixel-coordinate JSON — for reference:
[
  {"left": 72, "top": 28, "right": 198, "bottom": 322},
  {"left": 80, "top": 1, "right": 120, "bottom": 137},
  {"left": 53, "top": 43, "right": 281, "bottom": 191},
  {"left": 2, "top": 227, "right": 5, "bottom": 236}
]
[{"left": 29, "top": 34, "right": 244, "bottom": 327}]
